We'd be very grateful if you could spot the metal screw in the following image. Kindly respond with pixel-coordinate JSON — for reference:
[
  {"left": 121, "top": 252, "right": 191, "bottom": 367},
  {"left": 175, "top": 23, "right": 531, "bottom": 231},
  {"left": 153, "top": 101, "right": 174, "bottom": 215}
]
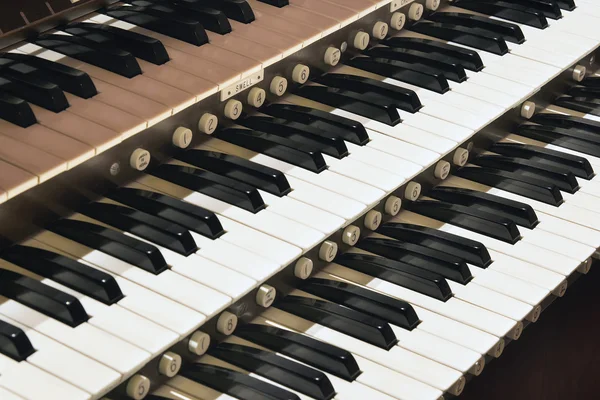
[{"left": 109, "top": 162, "right": 120, "bottom": 176}]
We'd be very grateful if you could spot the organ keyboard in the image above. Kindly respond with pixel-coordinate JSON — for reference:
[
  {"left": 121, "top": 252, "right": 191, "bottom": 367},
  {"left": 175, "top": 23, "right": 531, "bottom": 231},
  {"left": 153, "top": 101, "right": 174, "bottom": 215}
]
[{"left": 0, "top": 0, "right": 599, "bottom": 399}]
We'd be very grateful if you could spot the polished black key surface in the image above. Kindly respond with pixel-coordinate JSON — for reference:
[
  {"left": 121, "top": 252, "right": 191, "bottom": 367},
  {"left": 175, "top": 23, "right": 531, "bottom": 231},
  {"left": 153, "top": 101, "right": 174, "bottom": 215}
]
[
  {"left": 428, "top": 186, "right": 539, "bottom": 229},
  {"left": 238, "top": 115, "right": 349, "bottom": 159},
  {"left": 180, "top": 363, "right": 301, "bottom": 400},
  {"left": 455, "top": 166, "right": 564, "bottom": 206},
  {"left": 108, "top": 187, "right": 225, "bottom": 239},
  {"left": 177, "top": 149, "right": 291, "bottom": 196},
  {"left": 404, "top": 199, "right": 522, "bottom": 244},
  {"left": 377, "top": 223, "right": 492, "bottom": 268},
  {"left": 0, "top": 269, "right": 89, "bottom": 327},
  {"left": 346, "top": 56, "right": 450, "bottom": 94},
  {"left": 555, "top": 0, "right": 575, "bottom": 10},
  {"left": 410, "top": 21, "right": 510, "bottom": 55},
  {"left": 471, "top": 154, "right": 580, "bottom": 193},
  {"left": 0, "top": 319, "right": 35, "bottom": 361},
  {"left": 531, "top": 112, "right": 600, "bottom": 134},
  {"left": 258, "top": 0, "right": 289, "bottom": 6},
  {"left": 49, "top": 219, "right": 168, "bottom": 275},
  {"left": 381, "top": 37, "right": 485, "bottom": 71},
  {"left": 517, "top": 123, "right": 600, "bottom": 158},
  {"left": 1, "top": 245, "right": 123, "bottom": 305},
  {"left": 235, "top": 324, "right": 361, "bottom": 381},
  {"left": 365, "top": 46, "right": 468, "bottom": 83},
  {"left": 490, "top": 142, "right": 595, "bottom": 179},
  {"left": 0, "top": 53, "right": 97, "bottom": 98},
  {"left": 261, "top": 103, "right": 370, "bottom": 145},
  {"left": 335, "top": 252, "right": 453, "bottom": 301},
  {"left": 209, "top": 343, "right": 335, "bottom": 400},
  {"left": 452, "top": 0, "right": 550, "bottom": 28},
  {"left": 294, "top": 84, "right": 402, "bottom": 125},
  {"left": 150, "top": 163, "right": 266, "bottom": 213},
  {"left": 215, "top": 128, "right": 327, "bottom": 173},
  {"left": 79, "top": 202, "right": 198, "bottom": 256},
  {"left": 0, "top": 82, "right": 37, "bottom": 127},
  {"left": 276, "top": 295, "right": 398, "bottom": 350},
  {"left": 426, "top": 12, "right": 526, "bottom": 44},
  {"left": 0, "top": 65, "right": 69, "bottom": 112},
  {"left": 554, "top": 96, "right": 600, "bottom": 117},
  {"left": 64, "top": 22, "right": 170, "bottom": 65},
  {"left": 300, "top": 278, "right": 420, "bottom": 330},
  {"left": 356, "top": 237, "right": 473, "bottom": 284},
  {"left": 104, "top": 5, "right": 209, "bottom": 46},
  {"left": 190, "top": 0, "right": 255, "bottom": 23}
]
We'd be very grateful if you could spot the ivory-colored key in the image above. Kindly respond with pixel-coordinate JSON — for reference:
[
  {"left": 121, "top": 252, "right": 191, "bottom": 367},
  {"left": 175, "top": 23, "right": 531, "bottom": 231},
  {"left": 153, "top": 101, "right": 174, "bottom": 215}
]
[
  {"left": 207, "top": 32, "right": 282, "bottom": 68},
  {"left": 229, "top": 20, "right": 302, "bottom": 57},
  {"left": 0, "top": 120, "right": 94, "bottom": 169},
  {"left": 290, "top": 0, "right": 358, "bottom": 27},
  {"left": 0, "top": 134, "right": 66, "bottom": 182},
  {"left": 250, "top": 5, "right": 322, "bottom": 45},
  {"left": 0, "top": 160, "right": 37, "bottom": 199},
  {"left": 320, "top": 0, "right": 377, "bottom": 17}
]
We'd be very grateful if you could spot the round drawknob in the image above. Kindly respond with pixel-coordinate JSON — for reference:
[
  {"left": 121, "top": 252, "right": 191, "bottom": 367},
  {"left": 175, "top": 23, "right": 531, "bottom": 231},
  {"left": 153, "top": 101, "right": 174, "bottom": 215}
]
[
  {"left": 324, "top": 47, "right": 341, "bottom": 66},
  {"left": 188, "top": 330, "right": 211, "bottom": 356},
  {"left": 372, "top": 21, "right": 389, "bottom": 40},
  {"left": 292, "top": 64, "right": 310, "bottom": 84},
  {"left": 224, "top": 99, "right": 243, "bottom": 120},
  {"left": 384, "top": 196, "right": 402, "bottom": 216},
  {"left": 573, "top": 64, "right": 587, "bottom": 82},
  {"left": 390, "top": 12, "right": 406, "bottom": 31},
  {"left": 198, "top": 113, "right": 218, "bottom": 134},
  {"left": 342, "top": 225, "right": 361, "bottom": 246},
  {"left": 408, "top": 3, "right": 424, "bottom": 21},
  {"left": 364, "top": 210, "right": 382, "bottom": 231},
  {"left": 405, "top": 181, "right": 422, "bottom": 201},
  {"left": 453, "top": 148, "right": 469, "bottom": 167},
  {"left": 434, "top": 160, "right": 451, "bottom": 180},
  {"left": 270, "top": 76, "right": 288, "bottom": 96},
  {"left": 129, "top": 148, "right": 150, "bottom": 171},
  {"left": 158, "top": 352, "right": 182, "bottom": 377},
  {"left": 172, "top": 126, "right": 193, "bottom": 149},
  {"left": 520, "top": 101, "right": 536, "bottom": 119},
  {"left": 319, "top": 240, "right": 338, "bottom": 262},
  {"left": 352, "top": 31, "right": 370, "bottom": 50},
  {"left": 216, "top": 311, "right": 238, "bottom": 335},
  {"left": 425, "top": 0, "right": 441, "bottom": 11},
  {"left": 294, "top": 257, "right": 313, "bottom": 280},
  {"left": 256, "top": 284, "right": 276, "bottom": 308},
  {"left": 247, "top": 87, "right": 266, "bottom": 108},
  {"left": 126, "top": 375, "right": 150, "bottom": 400}
]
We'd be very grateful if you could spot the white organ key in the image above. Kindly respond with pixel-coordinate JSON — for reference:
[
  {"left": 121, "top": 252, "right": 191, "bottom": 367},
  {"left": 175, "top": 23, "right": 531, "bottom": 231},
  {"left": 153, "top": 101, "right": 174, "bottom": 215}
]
[{"left": 0, "top": 387, "right": 25, "bottom": 400}]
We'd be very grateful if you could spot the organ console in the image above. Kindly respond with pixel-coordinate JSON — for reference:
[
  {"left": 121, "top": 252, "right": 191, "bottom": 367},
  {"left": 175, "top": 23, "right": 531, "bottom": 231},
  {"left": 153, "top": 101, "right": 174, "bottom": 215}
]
[{"left": 0, "top": 0, "right": 598, "bottom": 399}]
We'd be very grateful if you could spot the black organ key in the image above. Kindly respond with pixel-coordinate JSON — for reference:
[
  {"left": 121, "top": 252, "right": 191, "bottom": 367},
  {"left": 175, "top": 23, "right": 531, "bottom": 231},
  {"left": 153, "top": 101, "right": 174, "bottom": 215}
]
[
  {"left": 214, "top": 128, "right": 327, "bottom": 173},
  {"left": 554, "top": 97, "right": 600, "bottom": 117},
  {"left": 175, "top": 149, "right": 292, "bottom": 196},
  {"left": 64, "top": 22, "right": 170, "bottom": 65},
  {"left": 150, "top": 163, "right": 266, "bottom": 213},
  {"left": 556, "top": 0, "right": 575, "bottom": 10},
  {"left": 530, "top": 112, "right": 600, "bottom": 134},
  {"left": 48, "top": 219, "right": 168, "bottom": 275},
  {"left": 0, "top": 65, "right": 69, "bottom": 112},
  {"left": 208, "top": 342, "right": 336, "bottom": 400},
  {"left": 490, "top": 142, "right": 595, "bottom": 179},
  {"left": 0, "top": 319, "right": 36, "bottom": 361},
  {"left": 103, "top": 5, "right": 209, "bottom": 46},
  {"left": 471, "top": 154, "right": 580, "bottom": 193},
  {"left": 345, "top": 56, "right": 450, "bottom": 94},
  {"left": 425, "top": 12, "right": 526, "bottom": 44},
  {"left": 516, "top": 122, "right": 600, "bottom": 158},
  {"left": 189, "top": 0, "right": 255, "bottom": 23},
  {"left": 238, "top": 115, "right": 349, "bottom": 159},
  {"left": 427, "top": 186, "right": 539, "bottom": 229},
  {"left": 581, "top": 77, "right": 600, "bottom": 88},
  {"left": 335, "top": 252, "right": 453, "bottom": 301},
  {"left": 381, "top": 37, "right": 485, "bottom": 72},
  {"left": 1, "top": 245, "right": 124, "bottom": 305},
  {"left": 235, "top": 324, "right": 361, "bottom": 381},
  {"left": 180, "top": 363, "right": 301, "bottom": 400},
  {"left": 260, "top": 103, "right": 370, "bottom": 145},
  {"left": 276, "top": 295, "right": 398, "bottom": 350},
  {"left": 257, "top": 0, "right": 289, "bottom": 7},
  {"left": 78, "top": 202, "right": 198, "bottom": 256},
  {"left": 0, "top": 80, "right": 37, "bottom": 127},
  {"left": 376, "top": 222, "right": 492, "bottom": 268},
  {"left": 451, "top": 0, "right": 550, "bottom": 28},
  {"left": 107, "top": 187, "right": 225, "bottom": 239},
  {"left": 364, "top": 46, "right": 468, "bottom": 83},
  {"left": 0, "top": 268, "right": 89, "bottom": 327},
  {"left": 403, "top": 199, "right": 522, "bottom": 244},
  {"left": 299, "top": 278, "right": 420, "bottom": 330},
  {"left": 33, "top": 34, "right": 142, "bottom": 78},
  {"left": 454, "top": 166, "right": 565, "bottom": 206},
  {"left": 0, "top": 53, "right": 97, "bottom": 99},
  {"left": 355, "top": 237, "right": 473, "bottom": 284}
]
